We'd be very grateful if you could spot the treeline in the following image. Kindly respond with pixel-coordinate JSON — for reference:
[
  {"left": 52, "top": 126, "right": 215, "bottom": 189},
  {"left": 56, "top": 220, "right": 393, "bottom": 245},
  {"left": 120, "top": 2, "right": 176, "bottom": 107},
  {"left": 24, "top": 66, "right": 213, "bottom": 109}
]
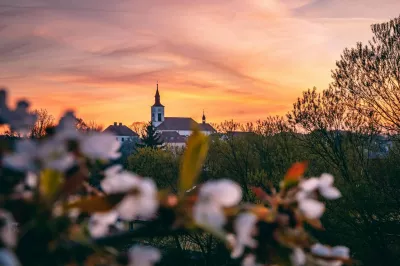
[
  {"left": 127, "top": 16, "right": 400, "bottom": 266},
  {"left": 2, "top": 108, "right": 104, "bottom": 138}
]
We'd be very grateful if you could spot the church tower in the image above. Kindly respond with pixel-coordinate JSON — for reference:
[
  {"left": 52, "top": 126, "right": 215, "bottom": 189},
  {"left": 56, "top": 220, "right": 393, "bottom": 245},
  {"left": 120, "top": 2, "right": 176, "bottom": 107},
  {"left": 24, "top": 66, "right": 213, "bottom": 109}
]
[
  {"left": 151, "top": 82, "right": 165, "bottom": 127},
  {"left": 202, "top": 110, "right": 206, "bottom": 124}
]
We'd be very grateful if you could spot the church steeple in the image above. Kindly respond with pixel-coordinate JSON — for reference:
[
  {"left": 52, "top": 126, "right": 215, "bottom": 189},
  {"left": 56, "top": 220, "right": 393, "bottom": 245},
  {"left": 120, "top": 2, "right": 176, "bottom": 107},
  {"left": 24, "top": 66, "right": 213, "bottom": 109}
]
[
  {"left": 202, "top": 110, "right": 206, "bottom": 124},
  {"left": 151, "top": 82, "right": 165, "bottom": 127},
  {"left": 154, "top": 81, "right": 162, "bottom": 106}
]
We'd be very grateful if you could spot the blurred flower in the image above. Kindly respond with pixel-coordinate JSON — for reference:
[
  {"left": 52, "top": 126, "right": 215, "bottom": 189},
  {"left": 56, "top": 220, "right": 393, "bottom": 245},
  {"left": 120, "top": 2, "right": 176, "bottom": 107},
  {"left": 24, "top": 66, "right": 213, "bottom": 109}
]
[
  {"left": 25, "top": 172, "right": 38, "bottom": 188},
  {"left": 0, "top": 89, "right": 37, "bottom": 134},
  {"left": 0, "top": 210, "right": 17, "bottom": 248},
  {"left": 0, "top": 248, "right": 21, "bottom": 266},
  {"left": 311, "top": 243, "right": 349, "bottom": 266},
  {"left": 101, "top": 167, "right": 158, "bottom": 220},
  {"left": 296, "top": 174, "right": 341, "bottom": 219},
  {"left": 36, "top": 139, "right": 74, "bottom": 171},
  {"left": 3, "top": 140, "right": 37, "bottom": 171},
  {"left": 80, "top": 132, "right": 121, "bottom": 160},
  {"left": 128, "top": 245, "right": 161, "bottom": 266},
  {"left": 300, "top": 174, "right": 341, "bottom": 200},
  {"left": 297, "top": 197, "right": 325, "bottom": 220},
  {"left": 291, "top": 248, "right": 306, "bottom": 266},
  {"left": 3, "top": 139, "right": 74, "bottom": 172},
  {"left": 242, "top": 254, "right": 261, "bottom": 266},
  {"left": 56, "top": 111, "right": 80, "bottom": 140},
  {"left": 8, "top": 100, "right": 37, "bottom": 135},
  {"left": 193, "top": 179, "right": 242, "bottom": 229},
  {"left": 88, "top": 211, "right": 118, "bottom": 238},
  {"left": 231, "top": 213, "right": 258, "bottom": 258}
]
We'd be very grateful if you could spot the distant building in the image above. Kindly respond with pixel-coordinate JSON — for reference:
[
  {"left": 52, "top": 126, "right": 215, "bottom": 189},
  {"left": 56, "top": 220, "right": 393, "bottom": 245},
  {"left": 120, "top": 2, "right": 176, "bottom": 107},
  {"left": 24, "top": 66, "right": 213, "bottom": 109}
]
[
  {"left": 150, "top": 83, "right": 216, "bottom": 145},
  {"left": 159, "top": 131, "right": 186, "bottom": 148},
  {"left": 103, "top": 122, "right": 139, "bottom": 143}
]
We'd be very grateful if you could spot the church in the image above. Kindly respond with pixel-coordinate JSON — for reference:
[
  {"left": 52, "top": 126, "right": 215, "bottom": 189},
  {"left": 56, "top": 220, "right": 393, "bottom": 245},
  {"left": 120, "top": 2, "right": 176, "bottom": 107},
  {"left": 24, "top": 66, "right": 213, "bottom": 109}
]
[{"left": 151, "top": 83, "right": 216, "bottom": 145}]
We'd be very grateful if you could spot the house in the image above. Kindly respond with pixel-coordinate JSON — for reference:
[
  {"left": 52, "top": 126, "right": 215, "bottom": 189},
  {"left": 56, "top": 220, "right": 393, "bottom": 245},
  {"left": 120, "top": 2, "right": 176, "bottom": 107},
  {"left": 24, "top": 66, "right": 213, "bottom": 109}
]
[
  {"left": 159, "top": 131, "right": 186, "bottom": 148},
  {"left": 103, "top": 122, "right": 139, "bottom": 143},
  {"left": 150, "top": 83, "right": 216, "bottom": 145}
]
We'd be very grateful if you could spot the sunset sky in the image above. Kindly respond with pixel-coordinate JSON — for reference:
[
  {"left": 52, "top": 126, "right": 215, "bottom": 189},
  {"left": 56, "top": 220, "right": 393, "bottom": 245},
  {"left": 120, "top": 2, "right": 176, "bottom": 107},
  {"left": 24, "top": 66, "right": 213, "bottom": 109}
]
[{"left": 1, "top": 0, "right": 399, "bottom": 126}]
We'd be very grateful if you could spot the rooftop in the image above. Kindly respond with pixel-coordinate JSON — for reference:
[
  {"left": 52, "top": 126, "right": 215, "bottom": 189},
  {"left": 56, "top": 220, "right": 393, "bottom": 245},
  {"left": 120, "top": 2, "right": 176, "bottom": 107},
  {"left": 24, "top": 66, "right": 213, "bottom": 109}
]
[{"left": 103, "top": 122, "right": 139, "bottom": 137}]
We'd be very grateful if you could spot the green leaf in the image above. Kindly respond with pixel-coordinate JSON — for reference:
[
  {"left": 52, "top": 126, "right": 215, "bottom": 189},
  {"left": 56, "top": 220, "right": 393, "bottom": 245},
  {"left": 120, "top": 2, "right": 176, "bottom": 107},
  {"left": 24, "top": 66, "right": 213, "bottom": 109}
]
[
  {"left": 66, "top": 193, "right": 125, "bottom": 213},
  {"left": 40, "top": 169, "right": 64, "bottom": 200},
  {"left": 179, "top": 124, "right": 209, "bottom": 196}
]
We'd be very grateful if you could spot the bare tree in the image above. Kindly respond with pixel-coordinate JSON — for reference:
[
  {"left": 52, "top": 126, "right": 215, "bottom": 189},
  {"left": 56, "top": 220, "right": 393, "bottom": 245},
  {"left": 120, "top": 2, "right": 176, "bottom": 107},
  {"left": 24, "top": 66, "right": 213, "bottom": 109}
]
[
  {"left": 332, "top": 15, "right": 400, "bottom": 133},
  {"left": 30, "top": 109, "right": 55, "bottom": 138},
  {"left": 130, "top": 121, "right": 146, "bottom": 137},
  {"left": 75, "top": 117, "right": 103, "bottom": 133}
]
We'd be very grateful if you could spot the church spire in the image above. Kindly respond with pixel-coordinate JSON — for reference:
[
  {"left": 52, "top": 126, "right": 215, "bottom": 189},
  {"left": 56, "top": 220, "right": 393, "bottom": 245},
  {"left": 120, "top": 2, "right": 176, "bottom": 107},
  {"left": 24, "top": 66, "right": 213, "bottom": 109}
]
[
  {"left": 202, "top": 109, "right": 206, "bottom": 124},
  {"left": 154, "top": 82, "right": 162, "bottom": 106}
]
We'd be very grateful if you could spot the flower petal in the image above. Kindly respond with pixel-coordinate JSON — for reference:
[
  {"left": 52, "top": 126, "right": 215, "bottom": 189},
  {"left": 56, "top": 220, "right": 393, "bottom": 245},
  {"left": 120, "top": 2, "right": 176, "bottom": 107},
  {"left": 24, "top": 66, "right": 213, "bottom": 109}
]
[
  {"left": 311, "top": 243, "right": 331, "bottom": 257},
  {"left": 129, "top": 245, "right": 161, "bottom": 266},
  {"left": 319, "top": 173, "right": 334, "bottom": 188},
  {"left": 300, "top": 178, "right": 319, "bottom": 192},
  {"left": 331, "top": 246, "right": 350, "bottom": 259},
  {"left": 320, "top": 187, "right": 341, "bottom": 200},
  {"left": 291, "top": 248, "right": 306, "bottom": 266},
  {"left": 299, "top": 199, "right": 325, "bottom": 219}
]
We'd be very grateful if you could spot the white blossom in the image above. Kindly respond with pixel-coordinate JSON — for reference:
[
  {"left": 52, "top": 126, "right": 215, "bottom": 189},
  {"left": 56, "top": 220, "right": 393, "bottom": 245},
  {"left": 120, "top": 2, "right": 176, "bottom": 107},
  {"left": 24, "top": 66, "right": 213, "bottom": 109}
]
[
  {"left": 80, "top": 132, "right": 121, "bottom": 160},
  {"left": 0, "top": 89, "right": 36, "bottom": 134},
  {"left": 193, "top": 179, "right": 242, "bottom": 229},
  {"left": 300, "top": 174, "right": 341, "bottom": 200},
  {"left": 297, "top": 174, "right": 341, "bottom": 219},
  {"left": 3, "top": 140, "right": 37, "bottom": 171},
  {"left": 25, "top": 172, "right": 38, "bottom": 188},
  {"left": 298, "top": 198, "right": 325, "bottom": 219},
  {"left": 8, "top": 101, "right": 37, "bottom": 135},
  {"left": 101, "top": 167, "right": 158, "bottom": 221},
  {"left": 3, "top": 138, "right": 74, "bottom": 172},
  {"left": 56, "top": 111, "right": 80, "bottom": 140},
  {"left": 88, "top": 211, "right": 118, "bottom": 238},
  {"left": 0, "top": 210, "right": 17, "bottom": 248},
  {"left": 36, "top": 139, "right": 74, "bottom": 171},
  {"left": 231, "top": 213, "right": 258, "bottom": 258},
  {"left": 128, "top": 245, "right": 161, "bottom": 266},
  {"left": 291, "top": 248, "right": 306, "bottom": 266},
  {"left": 0, "top": 248, "right": 21, "bottom": 266},
  {"left": 311, "top": 243, "right": 350, "bottom": 266}
]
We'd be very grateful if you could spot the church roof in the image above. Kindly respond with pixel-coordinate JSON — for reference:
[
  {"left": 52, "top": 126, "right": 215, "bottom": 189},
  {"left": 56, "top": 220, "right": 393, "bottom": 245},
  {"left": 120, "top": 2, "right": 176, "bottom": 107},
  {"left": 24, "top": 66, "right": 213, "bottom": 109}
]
[
  {"left": 159, "top": 131, "right": 187, "bottom": 143},
  {"left": 103, "top": 123, "right": 139, "bottom": 137},
  {"left": 156, "top": 117, "right": 197, "bottom": 131},
  {"left": 199, "top": 122, "right": 216, "bottom": 132}
]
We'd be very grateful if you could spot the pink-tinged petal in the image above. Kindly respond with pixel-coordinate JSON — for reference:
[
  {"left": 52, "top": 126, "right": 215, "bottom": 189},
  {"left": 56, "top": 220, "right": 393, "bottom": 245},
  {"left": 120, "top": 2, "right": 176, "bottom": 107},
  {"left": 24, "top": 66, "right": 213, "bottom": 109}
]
[
  {"left": 299, "top": 199, "right": 325, "bottom": 219},
  {"left": 300, "top": 178, "right": 319, "bottom": 192},
  {"left": 319, "top": 173, "right": 334, "bottom": 188},
  {"left": 320, "top": 187, "right": 341, "bottom": 200},
  {"left": 291, "top": 248, "right": 306, "bottom": 266},
  {"left": 128, "top": 245, "right": 161, "bottom": 266}
]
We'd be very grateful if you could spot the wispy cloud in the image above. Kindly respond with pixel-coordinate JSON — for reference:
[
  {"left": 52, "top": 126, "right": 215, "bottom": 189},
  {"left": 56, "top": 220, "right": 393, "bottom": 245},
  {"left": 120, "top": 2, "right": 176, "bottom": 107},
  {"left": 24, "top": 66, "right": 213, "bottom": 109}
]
[{"left": 0, "top": 0, "right": 399, "bottom": 125}]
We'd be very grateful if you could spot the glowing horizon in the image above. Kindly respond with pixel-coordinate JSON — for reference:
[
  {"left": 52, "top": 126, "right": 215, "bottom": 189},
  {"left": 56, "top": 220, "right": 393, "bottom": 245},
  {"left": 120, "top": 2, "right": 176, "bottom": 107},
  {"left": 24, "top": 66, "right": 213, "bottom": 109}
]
[{"left": 1, "top": 0, "right": 399, "bottom": 127}]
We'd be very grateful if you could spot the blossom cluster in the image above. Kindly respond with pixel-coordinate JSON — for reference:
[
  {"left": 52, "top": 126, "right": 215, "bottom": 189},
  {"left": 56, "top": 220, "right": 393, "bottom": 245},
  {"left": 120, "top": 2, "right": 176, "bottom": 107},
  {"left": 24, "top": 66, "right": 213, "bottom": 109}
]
[{"left": 0, "top": 89, "right": 351, "bottom": 266}]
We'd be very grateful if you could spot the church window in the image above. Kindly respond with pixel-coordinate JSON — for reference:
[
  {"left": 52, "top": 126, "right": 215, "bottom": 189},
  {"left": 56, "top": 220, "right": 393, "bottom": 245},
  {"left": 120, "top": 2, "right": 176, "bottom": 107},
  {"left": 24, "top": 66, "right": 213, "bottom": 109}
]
[
  {"left": 121, "top": 137, "right": 124, "bottom": 142},
  {"left": 152, "top": 112, "right": 155, "bottom": 119},
  {"left": 158, "top": 113, "right": 162, "bottom": 121}
]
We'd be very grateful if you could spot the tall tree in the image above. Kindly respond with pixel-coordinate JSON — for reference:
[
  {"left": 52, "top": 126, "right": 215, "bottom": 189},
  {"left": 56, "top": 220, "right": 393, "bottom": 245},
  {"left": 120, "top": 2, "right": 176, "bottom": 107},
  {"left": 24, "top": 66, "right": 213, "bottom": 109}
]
[
  {"left": 332, "top": 15, "right": 400, "bottom": 132},
  {"left": 137, "top": 121, "right": 163, "bottom": 149}
]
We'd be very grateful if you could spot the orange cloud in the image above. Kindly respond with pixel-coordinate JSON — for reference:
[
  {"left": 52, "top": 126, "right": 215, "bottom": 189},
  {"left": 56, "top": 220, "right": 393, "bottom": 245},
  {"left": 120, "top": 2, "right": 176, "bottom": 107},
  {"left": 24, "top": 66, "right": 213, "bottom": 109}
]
[{"left": 1, "top": 0, "right": 399, "bottom": 127}]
